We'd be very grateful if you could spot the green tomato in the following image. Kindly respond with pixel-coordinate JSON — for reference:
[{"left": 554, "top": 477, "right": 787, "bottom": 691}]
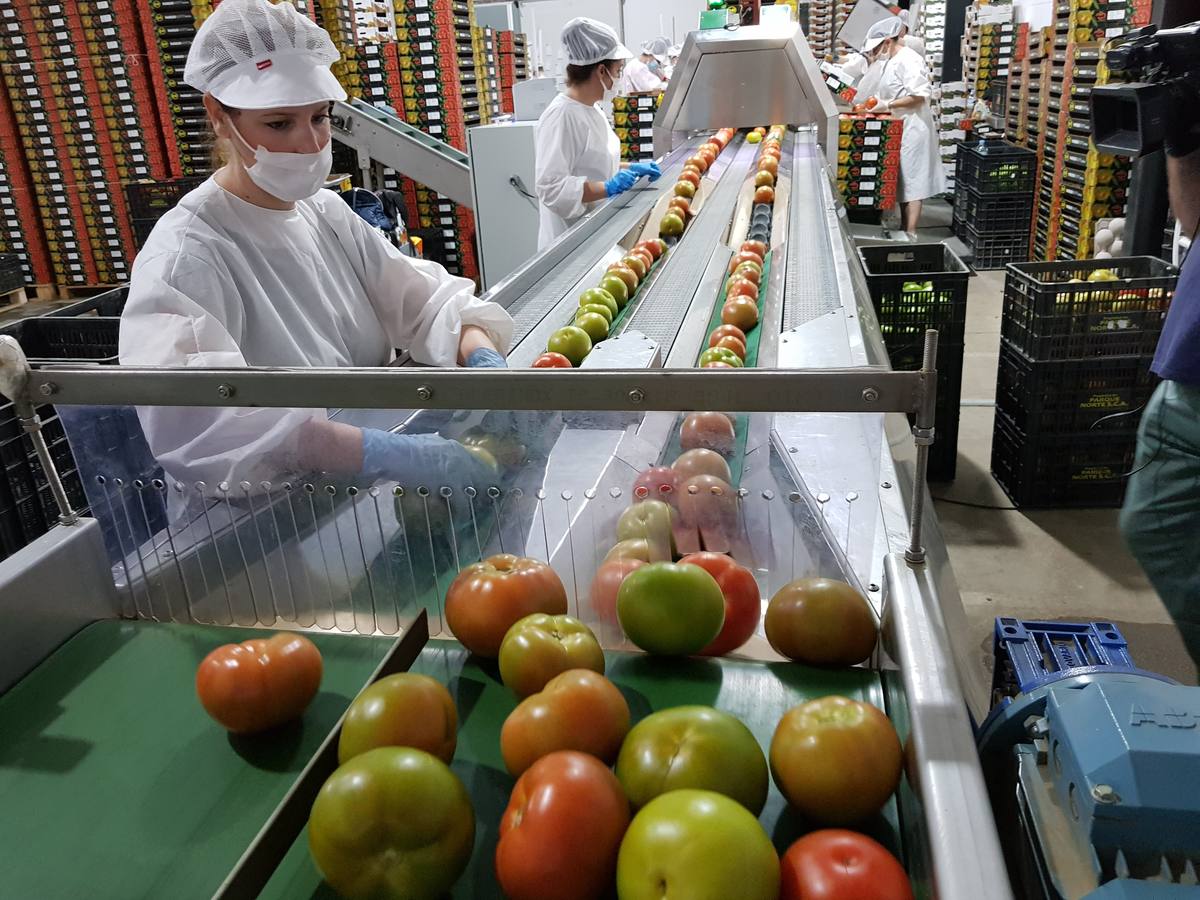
[
  {"left": 547, "top": 326, "right": 593, "bottom": 366},
  {"left": 498, "top": 613, "right": 605, "bottom": 698},
  {"left": 617, "top": 561, "right": 725, "bottom": 655},
  {"left": 574, "top": 311, "right": 611, "bottom": 343},
  {"left": 579, "top": 302, "right": 614, "bottom": 324},
  {"left": 699, "top": 347, "right": 744, "bottom": 368},
  {"left": 615, "top": 706, "right": 769, "bottom": 813},
  {"left": 308, "top": 747, "right": 475, "bottom": 899},
  {"left": 599, "top": 274, "right": 631, "bottom": 308},
  {"left": 616, "top": 499, "right": 677, "bottom": 559},
  {"left": 616, "top": 790, "right": 780, "bottom": 900},
  {"left": 579, "top": 287, "right": 619, "bottom": 318}
]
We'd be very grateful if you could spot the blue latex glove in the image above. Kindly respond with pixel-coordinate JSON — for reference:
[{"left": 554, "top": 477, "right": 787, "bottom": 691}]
[
  {"left": 605, "top": 170, "right": 638, "bottom": 197},
  {"left": 466, "top": 347, "right": 506, "bottom": 368},
  {"left": 361, "top": 429, "right": 497, "bottom": 489},
  {"left": 628, "top": 161, "right": 662, "bottom": 182}
]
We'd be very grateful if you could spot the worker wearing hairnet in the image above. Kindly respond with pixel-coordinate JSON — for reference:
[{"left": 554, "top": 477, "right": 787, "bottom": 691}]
[
  {"left": 118, "top": 0, "right": 514, "bottom": 511},
  {"left": 620, "top": 38, "right": 669, "bottom": 95},
  {"left": 665, "top": 44, "right": 682, "bottom": 80},
  {"left": 534, "top": 18, "right": 661, "bottom": 249},
  {"left": 862, "top": 16, "right": 946, "bottom": 235}
]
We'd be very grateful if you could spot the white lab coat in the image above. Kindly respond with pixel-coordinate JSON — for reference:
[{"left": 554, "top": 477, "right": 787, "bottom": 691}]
[
  {"left": 841, "top": 52, "right": 870, "bottom": 83},
  {"left": 876, "top": 46, "right": 946, "bottom": 202},
  {"left": 855, "top": 57, "right": 887, "bottom": 103},
  {"left": 534, "top": 92, "right": 621, "bottom": 249},
  {"left": 119, "top": 178, "right": 513, "bottom": 500},
  {"left": 620, "top": 58, "right": 664, "bottom": 94},
  {"left": 904, "top": 34, "right": 927, "bottom": 57}
]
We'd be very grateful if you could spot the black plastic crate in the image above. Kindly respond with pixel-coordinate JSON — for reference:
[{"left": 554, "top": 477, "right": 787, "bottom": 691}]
[
  {"left": 859, "top": 244, "right": 971, "bottom": 345},
  {"left": 888, "top": 339, "right": 965, "bottom": 481},
  {"left": 991, "top": 411, "right": 1136, "bottom": 508},
  {"left": 0, "top": 411, "right": 86, "bottom": 561},
  {"left": 956, "top": 138, "right": 1038, "bottom": 194},
  {"left": 46, "top": 285, "right": 128, "bottom": 318},
  {"left": 1001, "top": 257, "right": 1177, "bottom": 359},
  {"left": 124, "top": 176, "right": 207, "bottom": 219},
  {"left": 954, "top": 184, "right": 1034, "bottom": 234},
  {"left": 996, "top": 339, "right": 1157, "bottom": 435},
  {"left": 7, "top": 318, "right": 120, "bottom": 364},
  {"left": 961, "top": 223, "right": 1032, "bottom": 270}
]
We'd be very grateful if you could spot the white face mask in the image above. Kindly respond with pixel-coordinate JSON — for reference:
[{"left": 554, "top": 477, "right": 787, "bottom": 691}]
[
  {"left": 600, "top": 67, "right": 619, "bottom": 102},
  {"left": 228, "top": 119, "right": 332, "bottom": 202}
]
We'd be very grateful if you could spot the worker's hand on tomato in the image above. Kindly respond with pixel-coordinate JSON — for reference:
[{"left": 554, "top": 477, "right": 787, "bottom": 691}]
[
  {"left": 628, "top": 162, "right": 662, "bottom": 182},
  {"left": 361, "top": 429, "right": 499, "bottom": 488},
  {"left": 605, "top": 170, "right": 639, "bottom": 197}
]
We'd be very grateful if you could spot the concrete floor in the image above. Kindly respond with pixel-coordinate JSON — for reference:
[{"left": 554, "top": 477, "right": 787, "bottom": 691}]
[{"left": 922, "top": 241, "right": 1199, "bottom": 689}]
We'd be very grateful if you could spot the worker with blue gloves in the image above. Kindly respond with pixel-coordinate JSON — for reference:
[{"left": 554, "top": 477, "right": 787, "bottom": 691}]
[
  {"left": 535, "top": 17, "right": 663, "bottom": 249},
  {"left": 118, "top": 0, "right": 514, "bottom": 520}
]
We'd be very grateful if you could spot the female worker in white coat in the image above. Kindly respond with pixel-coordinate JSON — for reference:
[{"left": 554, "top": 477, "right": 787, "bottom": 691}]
[
  {"left": 534, "top": 18, "right": 661, "bottom": 249},
  {"left": 118, "top": 0, "right": 514, "bottom": 509},
  {"left": 861, "top": 17, "right": 946, "bottom": 235}
]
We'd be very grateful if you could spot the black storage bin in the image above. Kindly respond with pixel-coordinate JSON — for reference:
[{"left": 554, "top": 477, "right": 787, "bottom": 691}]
[
  {"left": 957, "top": 138, "right": 1037, "bottom": 194},
  {"left": 961, "top": 223, "right": 1032, "bottom": 270},
  {"left": 996, "top": 339, "right": 1157, "bottom": 435},
  {"left": 859, "top": 243, "right": 972, "bottom": 344},
  {"left": 1001, "top": 257, "right": 1177, "bottom": 359},
  {"left": 954, "top": 184, "right": 1035, "bottom": 234},
  {"left": 46, "top": 285, "right": 129, "bottom": 318},
  {"left": 10, "top": 318, "right": 120, "bottom": 364},
  {"left": 124, "top": 177, "right": 207, "bottom": 219},
  {"left": 991, "top": 412, "right": 1137, "bottom": 508},
  {"left": 888, "top": 338, "right": 965, "bottom": 481}
]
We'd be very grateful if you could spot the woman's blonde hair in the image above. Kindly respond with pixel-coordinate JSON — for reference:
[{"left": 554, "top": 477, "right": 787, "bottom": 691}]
[{"left": 208, "top": 101, "right": 240, "bottom": 169}]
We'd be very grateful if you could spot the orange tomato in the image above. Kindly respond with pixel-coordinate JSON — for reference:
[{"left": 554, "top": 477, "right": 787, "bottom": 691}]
[
  {"left": 741, "top": 240, "right": 769, "bottom": 257},
  {"left": 338, "top": 673, "right": 457, "bottom": 764},
  {"left": 195, "top": 632, "right": 322, "bottom": 734},
  {"left": 606, "top": 263, "right": 639, "bottom": 294},
  {"left": 732, "top": 264, "right": 762, "bottom": 286},
  {"left": 723, "top": 297, "right": 760, "bottom": 331},
  {"left": 755, "top": 186, "right": 776, "bottom": 205},
  {"left": 680, "top": 411, "right": 737, "bottom": 455},
  {"left": 726, "top": 277, "right": 759, "bottom": 302},
  {"left": 764, "top": 577, "right": 877, "bottom": 666},
  {"left": 709, "top": 324, "right": 748, "bottom": 347},
  {"left": 759, "top": 157, "right": 780, "bottom": 177},
  {"left": 588, "top": 558, "right": 647, "bottom": 628},
  {"left": 729, "top": 250, "right": 764, "bottom": 274},
  {"left": 678, "top": 170, "right": 702, "bottom": 189},
  {"left": 444, "top": 554, "right": 568, "bottom": 658},
  {"left": 715, "top": 334, "right": 748, "bottom": 360},
  {"left": 501, "top": 670, "right": 631, "bottom": 776}
]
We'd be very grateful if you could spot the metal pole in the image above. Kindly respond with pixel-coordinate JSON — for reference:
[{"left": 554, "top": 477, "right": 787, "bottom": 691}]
[
  {"left": 0, "top": 336, "right": 78, "bottom": 526},
  {"left": 905, "top": 328, "right": 938, "bottom": 565}
]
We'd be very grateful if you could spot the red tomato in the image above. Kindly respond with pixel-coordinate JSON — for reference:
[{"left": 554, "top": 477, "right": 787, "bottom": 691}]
[
  {"left": 496, "top": 751, "right": 631, "bottom": 900},
  {"left": 667, "top": 196, "right": 692, "bottom": 217},
  {"left": 195, "top": 633, "right": 322, "bottom": 733},
  {"left": 679, "top": 552, "right": 761, "bottom": 656},
  {"left": 780, "top": 830, "right": 913, "bottom": 900},
  {"left": 636, "top": 239, "right": 665, "bottom": 261},
  {"left": 501, "top": 670, "right": 631, "bottom": 776},
  {"left": 632, "top": 465, "right": 680, "bottom": 504},
  {"left": 628, "top": 248, "right": 654, "bottom": 274},
  {"left": 733, "top": 263, "right": 762, "bottom": 286},
  {"left": 622, "top": 255, "right": 648, "bottom": 280},
  {"left": 729, "top": 251, "right": 764, "bottom": 274},
  {"left": 589, "top": 558, "right": 647, "bottom": 627},
  {"left": 760, "top": 157, "right": 780, "bottom": 177},
  {"left": 673, "top": 448, "right": 731, "bottom": 483},
  {"left": 742, "top": 240, "right": 769, "bottom": 257},
  {"left": 709, "top": 324, "right": 748, "bottom": 347},
  {"left": 715, "top": 334, "right": 747, "bottom": 360},
  {"left": 723, "top": 298, "right": 760, "bottom": 331},
  {"left": 444, "top": 554, "right": 568, "bottom": 658},
  {"left": 678, "top": 170, "right": 702, "bottom": 189},
  {"left": 686, "top": 154, "right": 709, "bottom": 173},
  {"left": 770, "top": 696, "right": 902, "bottom": 824},
  {"left": 532, "top": 352, "right": 573, "bottom": 368},
  {"left": 755, "top": 186, "right": 776, "bottom": 205},
  {"left": 764, "top": 577, "right": 877, "bottom": 666},
  {"left": 680, "top": 411, "right": 736, "bottom": 454},
  {"left": 727, "top": 277, "right": 759, "bottom": 302}
]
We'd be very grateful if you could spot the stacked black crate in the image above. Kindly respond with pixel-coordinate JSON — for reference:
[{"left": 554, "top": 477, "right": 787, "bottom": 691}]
[
  {"left": 992, "top": 257, "right": 1178, "bottom": 507},
  {"left": 953, "top": 138, "right": 1036, "bottom": 269},
  {"left": 859, "top": 244, "right": 971, "bottom": 480}
]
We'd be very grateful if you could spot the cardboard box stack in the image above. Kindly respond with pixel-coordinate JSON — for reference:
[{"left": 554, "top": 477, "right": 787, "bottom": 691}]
[
  {"left": 921, "top": 0, "right": 948, "bottom": 77},
  {"left": 937, "top": 82, "right": 968, "bottom": 192},
  {"left": 962, "top": 3, "right": 1017, "bottom": 102},
  {"left": 614, "top": 94, "right": 661, "bottom": 163},
  {"left": 836, "top": 114, "right": 901, "bottom": 211}
]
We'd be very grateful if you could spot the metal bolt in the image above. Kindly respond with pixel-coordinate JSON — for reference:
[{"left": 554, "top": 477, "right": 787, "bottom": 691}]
[
  {"left": 38, "top": 382, "right": 57, "bottom": 397},
  {"left": 862, "top": 387, "right": 880, "bottom": 403},
  {"left": 416, "top": 385, "right": 433, "bottom": 401},
  {"left": 868, "top": 583, "right": 880, "bottom": 592},
  {"left": 1092, "top": 784, "right": 1119, "bottom": 804},
  {"left": 217, "top": 383, "right": 235, "bottom": 399},
  {"left": 882, "top": 481, "right": 893, "bottom": 489},
  {"left": 628, "top": 388, "right": 645, "bottom": 404}
]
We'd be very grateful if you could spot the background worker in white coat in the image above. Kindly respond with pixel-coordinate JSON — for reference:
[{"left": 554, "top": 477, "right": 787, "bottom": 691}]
[
  {"left": 898, "top": 10, "right": 927, "bottom": 58},
  {"left": 118, "top": 0, "right": 513, "bottom": 506},
  {"left": 862, "top": 17, "right": 946, "bottom": 235},
  {"left": 621, "top": 38, "right": 669, "bottom": 94},
  {"left": 534, "top": 18, "right": 661, "bottom": 249}
]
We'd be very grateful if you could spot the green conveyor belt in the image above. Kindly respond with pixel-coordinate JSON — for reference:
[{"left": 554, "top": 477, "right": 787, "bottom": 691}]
[
  {"left": 261, "top": 639, "right": 899, "bottom": 899},
  {"left": 0, "top": 619, "right": 395, "bottom": 898}
]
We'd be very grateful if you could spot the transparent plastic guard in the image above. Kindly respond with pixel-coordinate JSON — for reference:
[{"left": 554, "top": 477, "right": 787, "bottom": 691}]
[{"left": 58, "top": 405, "right": 883, "bottom": 649}]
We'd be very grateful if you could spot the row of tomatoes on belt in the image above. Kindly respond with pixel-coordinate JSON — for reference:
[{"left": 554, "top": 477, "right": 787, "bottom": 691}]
[{"left": 195, "top": 545, "right": 910, "bottom": 900}]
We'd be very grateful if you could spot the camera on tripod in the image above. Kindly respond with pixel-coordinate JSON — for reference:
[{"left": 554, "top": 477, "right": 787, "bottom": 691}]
[{"left": 1090, "top": 22, "right": 1200, "bottom": 157}]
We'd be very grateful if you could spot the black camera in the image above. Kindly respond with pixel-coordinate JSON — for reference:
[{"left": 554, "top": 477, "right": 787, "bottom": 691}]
[{"left": 1091, "top": 22, "right": 1200, "bottom": 157}]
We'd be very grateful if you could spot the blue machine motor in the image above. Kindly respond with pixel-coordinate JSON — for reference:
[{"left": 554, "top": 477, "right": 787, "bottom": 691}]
[{"left": 977, "top": 619, "right": 1200, "bottom": 898}]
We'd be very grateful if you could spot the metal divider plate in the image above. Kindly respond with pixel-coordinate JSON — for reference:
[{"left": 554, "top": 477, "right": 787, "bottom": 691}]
[{"left": 783, "top": 132, "right": 842, "bottom": 330}]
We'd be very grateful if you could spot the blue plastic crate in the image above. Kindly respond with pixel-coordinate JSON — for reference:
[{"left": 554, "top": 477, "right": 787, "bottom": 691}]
[{"left": 990, "top": 618, "right": 1150, "bottom": 702}]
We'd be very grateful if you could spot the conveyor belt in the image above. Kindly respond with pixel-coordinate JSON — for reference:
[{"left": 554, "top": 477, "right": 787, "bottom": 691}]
[
  {"left": 621, "top": 137, "right": 759, "bottom": 351},
  {"left": 782, "top": 132, "right": 842, "bottom": 330},
  {"left": 503, "top": 151, "right": 697, "bottom": 348}
]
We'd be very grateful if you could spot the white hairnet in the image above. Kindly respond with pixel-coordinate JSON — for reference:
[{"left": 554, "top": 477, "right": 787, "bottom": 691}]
[
  {"left": 897, "top": 9, "right": 911, "bottom": 27},
  {"left": 184, "top": 0, "right": 347, "bottom": 108},
  {"left": 562, "top": 17, "right": 633, "bottom": 66},
  {"left": 862, "top": 16, "right": 903, "bottom": 53},
  {"left": 642, "top": 37, "right": 671, "bottom": 60},
  {"left": 669, "top": 44, "right": 682, "bottom": 58}
]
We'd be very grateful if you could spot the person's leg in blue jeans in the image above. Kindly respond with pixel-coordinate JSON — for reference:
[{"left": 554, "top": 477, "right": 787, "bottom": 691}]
[{"left": 1120, "top": 380, "right": 1200, "bottom": 663}]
